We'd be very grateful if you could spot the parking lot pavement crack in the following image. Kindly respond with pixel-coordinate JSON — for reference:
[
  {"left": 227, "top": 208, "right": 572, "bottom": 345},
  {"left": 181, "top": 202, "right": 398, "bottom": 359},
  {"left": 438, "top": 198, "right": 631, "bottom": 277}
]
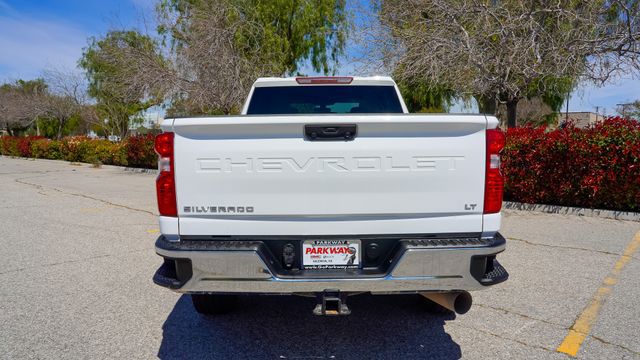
[
  {"left": 589, "top": 335, "right": 640, "bottom": 356},
  {"left": 0, "top": 248, "right": 150, "bottom": 276},
  {"left": 14, "top": 176, "right": 156, "bottom": 217},
  {"left": 557, "top": 231, "right": 640, "bottom": 357},
  {"left": 473, "top": 303, "right": 566, "bottom": 328},
  {"left": 448, "top": 322, "right": 558, "bottom": 354},
  {"left": 474, "top": 303, "right": 640, "bottom": 356},
  {"left": 0, "top": 169, "right": 71, "bottom": 176},
  {"left": 506, "top": 236, "right": 640, "bottom": 261}
]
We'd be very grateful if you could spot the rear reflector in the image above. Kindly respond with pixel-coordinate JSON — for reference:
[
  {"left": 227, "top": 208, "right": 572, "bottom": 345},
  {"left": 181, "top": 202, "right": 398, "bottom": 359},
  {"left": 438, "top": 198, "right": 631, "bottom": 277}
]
[
  {"left": 155, "top": 132, "right": 177, "bottom": 217},
  {"left": 296, "top": 76, "right": 353, "bottom": 84},
  {"left": 484, "top": 129, "right": 506, "bottom": 214}
]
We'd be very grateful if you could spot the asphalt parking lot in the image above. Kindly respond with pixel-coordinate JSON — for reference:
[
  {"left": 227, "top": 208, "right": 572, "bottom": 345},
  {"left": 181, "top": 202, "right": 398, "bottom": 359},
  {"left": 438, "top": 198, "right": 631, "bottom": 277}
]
[{"left": 1, "top": 156, "right": 638, "bottom": 359}]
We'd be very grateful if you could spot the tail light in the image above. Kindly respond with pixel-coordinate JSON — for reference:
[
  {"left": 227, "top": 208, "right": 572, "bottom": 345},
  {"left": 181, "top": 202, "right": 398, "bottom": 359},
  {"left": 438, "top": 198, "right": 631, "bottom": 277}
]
[
  {"left": 484, "top": 129, "right": 506, "bottom": 214},
  {"left": 155, "top": 132, "right": 177, "bottom": 217}
]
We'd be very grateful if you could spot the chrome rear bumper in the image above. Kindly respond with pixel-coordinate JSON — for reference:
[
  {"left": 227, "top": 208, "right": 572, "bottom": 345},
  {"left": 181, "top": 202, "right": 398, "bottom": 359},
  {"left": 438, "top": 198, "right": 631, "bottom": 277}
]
[{"left": 153, "top": 234, "right": 507, "bottom": 294}]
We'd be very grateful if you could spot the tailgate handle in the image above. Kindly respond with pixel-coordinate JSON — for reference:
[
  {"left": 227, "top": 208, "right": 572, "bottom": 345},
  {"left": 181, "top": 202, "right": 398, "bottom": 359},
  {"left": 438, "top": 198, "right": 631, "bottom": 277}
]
[{"left": 305, "top": 124, "right": 357, "bottom": 141}]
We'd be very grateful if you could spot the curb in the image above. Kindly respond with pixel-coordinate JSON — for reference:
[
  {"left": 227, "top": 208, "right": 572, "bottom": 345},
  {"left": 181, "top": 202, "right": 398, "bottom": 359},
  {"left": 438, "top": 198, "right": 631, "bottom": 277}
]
[
  {"left": 0, "top": 155, "right": 158, "bottom": 175},
  {"left": 72, "top": 162, "right": 158, "bottom": 175},
  {"left": 121, "top": 166, "right": 158, "bottom": 175},
  {"left": 503, "top": 201, "right": 640, "bottom": 222}
]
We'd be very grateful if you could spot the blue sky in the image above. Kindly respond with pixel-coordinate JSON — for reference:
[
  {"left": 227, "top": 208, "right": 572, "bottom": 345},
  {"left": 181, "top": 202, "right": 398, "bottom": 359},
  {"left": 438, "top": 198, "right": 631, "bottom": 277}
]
[
  {"left": 0, "top": 0, "right": 154, "bottom": 79},
  {"left": 0, "top": 0, "right": 638, "bottom": 115}
]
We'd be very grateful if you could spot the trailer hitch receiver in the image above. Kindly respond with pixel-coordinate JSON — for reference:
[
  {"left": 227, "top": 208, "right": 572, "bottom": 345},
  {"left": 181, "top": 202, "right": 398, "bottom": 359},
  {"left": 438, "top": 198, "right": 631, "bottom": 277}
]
[{"left": 313, "top": 290, "right": 351, "bottom": 316}]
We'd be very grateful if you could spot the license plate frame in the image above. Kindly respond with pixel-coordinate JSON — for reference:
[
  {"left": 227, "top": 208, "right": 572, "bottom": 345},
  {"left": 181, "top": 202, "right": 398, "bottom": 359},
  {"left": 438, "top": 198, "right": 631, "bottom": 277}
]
[{"left": 302, "top": 240, "right": 361, "bottom": 269}]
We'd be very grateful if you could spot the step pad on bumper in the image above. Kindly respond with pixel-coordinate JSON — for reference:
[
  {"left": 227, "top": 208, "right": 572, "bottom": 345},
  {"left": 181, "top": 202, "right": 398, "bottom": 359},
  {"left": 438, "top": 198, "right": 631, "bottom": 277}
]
[
  {"left": 481, "top": 258, "right": 509, "bottom": 285},
  {"left": 152, "top": 258, "right": 192, "bottom": 289},
  {"left": 470, "top": 255, "right": 509, "bottom": 286}
]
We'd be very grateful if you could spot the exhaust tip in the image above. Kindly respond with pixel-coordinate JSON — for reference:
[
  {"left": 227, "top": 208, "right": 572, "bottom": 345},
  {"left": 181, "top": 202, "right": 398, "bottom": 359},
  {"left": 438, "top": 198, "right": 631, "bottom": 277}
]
[{"left": 453, "top": 291, "right": 473, "bottom": 314}]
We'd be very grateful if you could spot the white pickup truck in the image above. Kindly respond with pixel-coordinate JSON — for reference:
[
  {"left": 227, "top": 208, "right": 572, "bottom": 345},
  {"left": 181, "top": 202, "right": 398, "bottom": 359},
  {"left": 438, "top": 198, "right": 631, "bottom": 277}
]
[{"left": 152, "top": 76, "right": 508, "bottom": 316}]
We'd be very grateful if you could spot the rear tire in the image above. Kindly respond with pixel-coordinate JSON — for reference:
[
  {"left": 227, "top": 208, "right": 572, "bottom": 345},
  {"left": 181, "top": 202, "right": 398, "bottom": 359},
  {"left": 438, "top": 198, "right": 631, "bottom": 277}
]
[{"left": 191, "top": 294, "right": 238, "bottom": 315}]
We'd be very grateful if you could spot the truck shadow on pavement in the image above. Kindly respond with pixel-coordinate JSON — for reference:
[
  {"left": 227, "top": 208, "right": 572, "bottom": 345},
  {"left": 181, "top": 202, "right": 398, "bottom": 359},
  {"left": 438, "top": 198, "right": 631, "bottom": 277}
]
[{"left": 158, "top": 293, "right": 461, "bottom": 359}]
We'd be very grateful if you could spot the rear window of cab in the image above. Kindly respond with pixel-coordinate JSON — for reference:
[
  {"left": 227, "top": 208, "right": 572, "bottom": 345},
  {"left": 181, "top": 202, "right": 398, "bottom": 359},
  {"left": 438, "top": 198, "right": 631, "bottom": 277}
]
[{"left": 246, "top": 86, "right": 404, "bottom": 115}]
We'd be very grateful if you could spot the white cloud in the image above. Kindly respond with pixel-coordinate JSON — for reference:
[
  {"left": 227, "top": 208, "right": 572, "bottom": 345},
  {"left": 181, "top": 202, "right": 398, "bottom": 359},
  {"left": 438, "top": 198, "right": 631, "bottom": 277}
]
[{"left": 0, "top": 13, "right": 89, "bottom": 80}]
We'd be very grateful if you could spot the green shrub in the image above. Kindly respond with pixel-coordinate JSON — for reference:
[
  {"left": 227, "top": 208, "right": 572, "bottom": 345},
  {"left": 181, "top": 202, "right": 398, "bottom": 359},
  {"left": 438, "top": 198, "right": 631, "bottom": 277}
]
[
  {"left": 60, "top": 136, "right": 91, "bottom": 162},
  {"left": 1, "top": 136, "right": 44, "bottom": 157},
  {"left": 3, "top": 135, "right": 140, "bottom": 167},
  {"left": 80, "top": 139, "right": 127, "bottom": 166},
  {"left": 1, "top": 137, "right": 18, "bottom": 156}
]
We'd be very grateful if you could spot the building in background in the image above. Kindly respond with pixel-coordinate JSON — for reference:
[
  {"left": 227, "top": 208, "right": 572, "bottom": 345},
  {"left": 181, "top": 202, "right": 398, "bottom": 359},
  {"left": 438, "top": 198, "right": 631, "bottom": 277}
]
[
  {"left": 495, "top": 97, "right": 555, "bottom": 127},
  {"left": 557, "top": 112, "right": 604, "bottom": 128},
  {"left": 129, "top": 111, "right": 164, "bottom": 134}
]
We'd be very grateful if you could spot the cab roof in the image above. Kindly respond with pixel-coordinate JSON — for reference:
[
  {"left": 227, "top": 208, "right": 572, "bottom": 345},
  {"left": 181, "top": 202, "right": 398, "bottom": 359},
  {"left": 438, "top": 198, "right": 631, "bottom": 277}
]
[{"left": 252, "top": 76, "right": 397, "bottom": 87}]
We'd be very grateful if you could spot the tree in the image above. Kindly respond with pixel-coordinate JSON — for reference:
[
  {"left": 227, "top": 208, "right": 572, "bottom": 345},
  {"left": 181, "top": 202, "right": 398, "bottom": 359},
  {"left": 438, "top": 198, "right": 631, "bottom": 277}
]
[
  {"left": 377, "top": 0, "right": 640, "bottom": 127},
  {"left": 40, "top": 69, "right": 91, "bottom": 139},
  {"left": 0, "top": 79, "right": 47, "bottom": 135},
  {"left": 160, "top": 0, "right": 348, "bottom": 75},
  {"left": 242, "top": 0, "right": 348, "bottom": 75},
  {"left": 88, "top": 0, "right": 349, "bottom": 116},
  {"left": 79, "top": 31, "right": 164, "bottom": 138},
  {"left": 157, "top": 1, "right": 269, "bottom": 115},
  {"left": 396, "top": 79, "right": 455, "bottom": 112},
  {"left": 0, "top": 74, "right": 94, "bottom": 138}
]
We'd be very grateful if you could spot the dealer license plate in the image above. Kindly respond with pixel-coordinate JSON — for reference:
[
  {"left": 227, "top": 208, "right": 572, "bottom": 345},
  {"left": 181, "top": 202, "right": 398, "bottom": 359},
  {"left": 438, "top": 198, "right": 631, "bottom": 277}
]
[{"left": 302, "top": 240, "right": 361, "bottom": 269}]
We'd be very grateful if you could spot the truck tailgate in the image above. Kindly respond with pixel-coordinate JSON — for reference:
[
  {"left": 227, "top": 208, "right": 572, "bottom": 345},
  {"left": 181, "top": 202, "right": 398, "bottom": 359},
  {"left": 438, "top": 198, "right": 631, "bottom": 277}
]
[{"left": 168, "top": 114, "right": 489, "bottom": 236}]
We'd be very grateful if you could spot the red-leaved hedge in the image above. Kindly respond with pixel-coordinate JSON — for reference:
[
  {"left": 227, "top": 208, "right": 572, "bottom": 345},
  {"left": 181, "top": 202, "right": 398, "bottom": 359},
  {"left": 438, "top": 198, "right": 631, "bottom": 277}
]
[
  {"left": 0, "top": 134, "right": 156, "bottom": 169},
  {"left": 124, "top": 134, "right": 156, "bottom": 168},
  {"left": 503, "top": 117, "right": 640, "bottom": 212},
  {"left": 2, "top": 117, "right": 639, "bottom": 212}
]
